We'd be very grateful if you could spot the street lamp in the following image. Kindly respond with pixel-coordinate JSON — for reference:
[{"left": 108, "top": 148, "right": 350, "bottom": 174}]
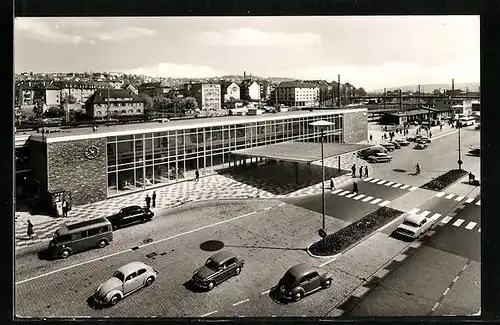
[{"left": 310, "top": 120, "right": 334, "bottom": 231}]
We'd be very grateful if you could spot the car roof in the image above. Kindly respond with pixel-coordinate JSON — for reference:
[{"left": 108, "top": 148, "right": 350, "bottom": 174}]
[
  {"left": 286, "top": 263, "right": 316, "bottom": 278},
  {"left": 116, "top": 261, "right": 149, "bottom": 274},
  {"left": 209, "top": 251, "right": 236, "bottom": 264},
  {"left": 122, "top": 205, "right": 142, "bottom": 210},
  {"left": 405, "top": 214, "right": 426, "bottom": 224}
]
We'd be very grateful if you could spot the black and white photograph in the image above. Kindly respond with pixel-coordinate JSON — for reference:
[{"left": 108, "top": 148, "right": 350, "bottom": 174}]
[{"left": 14, "top": 15, "right": 480, "bottom": 318}]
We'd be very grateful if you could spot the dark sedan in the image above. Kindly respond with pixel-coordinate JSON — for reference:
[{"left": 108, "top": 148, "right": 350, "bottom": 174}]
[
  {"left": 276, "top": 263, "right": 333, "bottom": 302},
  {"left": 468, "top": 147, "right": 480, "bottom": 156},
  {"left": 192, "top": 251, "right": 244, "bottom": 291},
  {"left": 107, "top": 205, "right": 154, "bottom": 230}
]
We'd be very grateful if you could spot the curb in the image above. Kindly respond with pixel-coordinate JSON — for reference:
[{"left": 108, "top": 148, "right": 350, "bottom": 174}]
[{"left": 306, "top": 242, "right": 342, "bottom": 259}]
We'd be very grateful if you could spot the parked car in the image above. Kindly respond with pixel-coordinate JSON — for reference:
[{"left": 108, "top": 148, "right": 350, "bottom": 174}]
[
  {"left": 389, "top": 141, "right": 401, "bottom": 149},
  {"left": 367, "top": 152, "right": 393, "bottom": 163},
  {"left": 394, "top": 213, "right": 436, "bottom": 239},
  {"left": 468, "top": 147, "right": 480, "bottom": 156},
  {"left": 192, "top": 251, "right": 245, "bottom": 291},
  {"left": 93, "top": 261, "right": 159, "bottom": 306},
  {"left": 475, "top": 124, "right": 480, "bottom": 130},
  {"left": 357, "top": 146, "right": 388, "bottom": 159},
  {"left": 277, "top": 263, "right": 333, "bottom": 302},
  {"left": 107, "top": 205, "right": 154, "bottom": 230},
  {"left": 414, "top": 141, "right": 429, "bottom": 150},
  {"left": 394, "top": 139, "right": 410, "bottom": 146},
  {"left": 406, "top": 135, "right": 419, "bottom": 142},
  {"left": 380, "top": 142, "right": 396, "bottom": 151},
  {"left": 419, "top": 136, "right": 432, "bottom": 143}
]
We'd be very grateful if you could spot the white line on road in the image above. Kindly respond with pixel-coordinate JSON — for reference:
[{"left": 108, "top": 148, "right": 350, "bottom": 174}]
[
  {"left": 431, "top": 302, "right": 440, "bottom": 311},
  {"left": 338, "top": 191, "right": 351, "bottom": 196},
  {"left": 430, "top": 213, "right": 442, "bottom": 221},
  {"left": 318, "top": 254, "right": 341, "bottom": 268},
  {"left": 440, "top": 216, "right": 452, "bottom": 224},
  {"left": 455, "top": 196, "right": 465, "bottom": 202},
  {"left": 345, "top": 193, "right": 357, "bottom": 198},
  {"left": 465, "top": 197, "right": 474, "bottom": 203},
  {"left": 369, "top": 198, "right": 382, "bottom": 205},
  {"left": 420, "top": 211, "right": 431, "bottom": 218},
  {"left": 445, "top": 194, "right": 455, "bottom": 199},
  {"left": 16, "top": 207, "right": 270, "bottom": 285},
  {"left": 200, "top": 310, "right": 218, "bottom": 317},
  {"left": 443, "top": 288, "right": 450, "bottom": 296},
  {"left": 377, "top": 180, "right": 387, "bottom": 185},
  {"left": 408, "top": 208, "right": 420, "bottom": 214},
  {"left": 462, "top": 264, "right": 469, "bottom": 271},
  {"left": 436, "top": 192, "right": 446, "bottom": 197},
  {"left": 261, "top": 289, "right": 271, "bottom": 295},
  {"left": 392, "top": 183, "right": 402, "bottom": 188},
  {"left": 452, "top": 219, "right": 465, "bottom": 227},
  {"left": 453, "top": 275, "right": 460, "bottom": 283},
  {"left": 400, "top": 184, "right": 410, "bottom": 190},
  {"left": 478, "top": 228, "right": 481, "bottom": 233},
  {"left": 331, "top": 189, "right": 343, "bottom": 194},
  {"left": 362, "top": 196, "right": 374, "bottom": 202},
  {"left": 476, "top": 200, "right": 481, "bottom": 206},
  {"left": 409, "top": 186, "right": 418, "bottom": 191},
  {"left": 364, "top": 177, "right": 373, "bottom": 181},
  {"left": 384, "top": 181, "right": 394, "bottom": 186},
  {"left": 465, "top": 222, "right": 477, "bottom": 230},
  {"left": 370, "top": 178, "right": 380, "bottom": 183},
  {"left": 353, "top": 194, "right": 365, "bottom": 200},
  {"left": 379, "top": 200, "right": 391, "bottom": 207},
  {"left": 232, "top": 298, "right": 250, "bottom": 306}
]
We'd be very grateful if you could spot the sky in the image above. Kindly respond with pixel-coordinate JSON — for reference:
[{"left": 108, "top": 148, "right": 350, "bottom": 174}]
[{"left": 14, "top": 16, "right": 480, "bottom": 90}]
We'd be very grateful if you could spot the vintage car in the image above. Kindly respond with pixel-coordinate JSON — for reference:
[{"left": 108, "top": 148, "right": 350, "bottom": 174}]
[
  {"left": 357, "top": 146, "right": 388, "bottom": 160},
  {"left": 93, "top": 262, "right": 159, "bottom": 306},
  {"left": 419, "top": 136, "right": 432, "bottom": 143},
  {"left": 277, "top": 263, "right": 333, "bottom": 302},
  {"left": 394, "top": 213, "right": 436, "bottom": 239},
  {"left": 388, "top": 141, "right": 401, "bottom": 149},
  {"left": 468, "top": 147, "right": 480, "bottom": 156},
  {"left": 107, "top": 205, "right": 154, "bottom": 230},
  {"left": 367, "top": 152, "right": 393, "bottom": 163},
  {"left": 192, "top": 251, "right": 245, "bottom": 290},
  {"left": 414, "top": 141, "right": 429, "bottom": 150},
  {"left": 475, "top": 124, "right": 480, "bottom": 130},
  {"left": 380, "top": 142, "right": 396, "bottom": 151},
  {"left": 394, "top": 138, "right": 410, "bottom": 146}
]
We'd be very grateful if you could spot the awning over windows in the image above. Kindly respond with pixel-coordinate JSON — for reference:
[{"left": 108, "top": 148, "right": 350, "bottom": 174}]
[{"left": 231, "top": 142, "right": 371, "bottom": 164}]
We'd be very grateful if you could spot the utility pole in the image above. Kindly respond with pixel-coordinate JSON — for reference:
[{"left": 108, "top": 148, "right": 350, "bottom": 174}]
[
  {"left": 337, "top": 74, "right": 341, "bottom": 108},
  {"left": 399, "top": 89, "right": 403, "bottom": 112}
]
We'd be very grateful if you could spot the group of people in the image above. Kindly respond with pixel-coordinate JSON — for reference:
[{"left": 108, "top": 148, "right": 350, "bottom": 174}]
[{"left": 144, "top": 191, "right": 157, "bottom": 210}]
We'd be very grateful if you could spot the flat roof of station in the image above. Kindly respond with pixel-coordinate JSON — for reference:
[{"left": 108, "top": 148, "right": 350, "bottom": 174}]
[
  {"left": 21, "top": 108, "right": 366, "bottom": 143},
  {"left": 231, "top": 142, "right": 370, "bottom": 164}
]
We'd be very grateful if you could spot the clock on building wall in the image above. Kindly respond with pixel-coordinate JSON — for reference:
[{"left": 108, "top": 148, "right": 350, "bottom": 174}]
[{"left": 84, "top": 145, "right": 100, "bottom": 159}]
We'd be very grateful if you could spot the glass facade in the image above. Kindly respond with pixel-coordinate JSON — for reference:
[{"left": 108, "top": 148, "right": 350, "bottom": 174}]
[{"left": 106, "top": 114, "right": 343, "bottom": 197}]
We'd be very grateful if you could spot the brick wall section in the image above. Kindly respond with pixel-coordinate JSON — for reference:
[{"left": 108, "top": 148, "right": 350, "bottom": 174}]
[
  {"left": 28, "top": 139, "right": 48, "bottom": 192},
  {"left": 47, "top": 138, "right": 107, "bottom": 206},
  {"left": 343, "top": 110, "right": 368, "bottom": 143}
]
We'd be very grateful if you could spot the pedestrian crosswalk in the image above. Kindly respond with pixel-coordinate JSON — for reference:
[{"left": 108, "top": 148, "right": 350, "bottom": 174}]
[
  {"left": 435, "top": 192, "right": 480, "bottom": 205},
  {"left": 330, "top": 188, "right": 391, "bottom": 207},
  {"left": 408, "top": 208, "right": 480, "bottom": 233},
  {"left": 362, "top": 177, "right": 418, "bottom": 191}
]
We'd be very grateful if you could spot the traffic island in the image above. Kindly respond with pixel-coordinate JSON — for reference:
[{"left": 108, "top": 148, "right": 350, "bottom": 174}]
[
  {"left": 308, "top": 207, "right": 404, "bottom": 257},
  {"left": 420, "top": 169, "right": 468, "bottom": 191}
]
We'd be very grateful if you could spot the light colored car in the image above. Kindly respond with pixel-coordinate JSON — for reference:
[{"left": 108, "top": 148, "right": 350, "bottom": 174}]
[
  {"left": 395, "top": 139, "right": 410, "bottom": 146},
  {"left": 394, "top": 213, "right": 435, "bottom": 239},
  {"left": 419, "top": 136, "right": 432, "bottom": 143},
  {"left": 414, "top": 141, "right": 428, "bottom": 150},
  {"left": 93, "top": 261, "right": 159, "bottom": 306},
  {"left": 367, "top": 152, "right": 393, "bottom": 163}
]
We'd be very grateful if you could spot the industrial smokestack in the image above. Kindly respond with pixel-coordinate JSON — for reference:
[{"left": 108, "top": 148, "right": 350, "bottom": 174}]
[
  {"left": 399, "top": 89, "right": 403, "bottom": 112},
  {"left": 244, "top": 71, "right": 246, "bottom": 79},
  {"left": 452, "top": 78, "right": 455, "bottom": 91}
]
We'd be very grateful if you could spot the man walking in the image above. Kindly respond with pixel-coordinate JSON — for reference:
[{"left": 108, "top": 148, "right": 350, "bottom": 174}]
[
  {"left": 351, "top": 164, "right": 356, "bottom": 177},
  {"left": 145, "top": 194, "right": 151, "bottom": 210},
  {"left": 330, "top": 177, "right": 335, "bottom": 190},
  {"left": 359, "top": 165, "right": 363, "bottom": 178},
  {"left": 152, "top": 191, "right": 157, "bottom": 208},
  {"left": 62, "top": 199, "right": 69, "bottom": 218},
  {"left": 27, "top": 219, "right": 34, "bottom": 239},
  {"left": 364, "top": 166, "right": 369, "bottom": 178},
  {"left": 369, "top": 134, "right": 373, "bottom": 143},
  {"left": 353, "top": 182, "right": 359, "bottom": 194},
  {"left": 195, "top": 169, "right": 200, "bottom": 182}
]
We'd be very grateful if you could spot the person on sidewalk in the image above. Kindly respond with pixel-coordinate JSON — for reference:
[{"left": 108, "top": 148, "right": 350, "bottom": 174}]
[
  {"left": 364, "top": 166, "right": 369, "bottom": 178},
  {"left": 351, "top": 164, "right": 356, "bottom": 177},
  {"left": 429, "top": 131, "right": 432, "bottom": 138},
  {"left": 353, "top": 182, "right": 359, "bottom": 194},
  {"left": 145, "top": 194, "right": 151, "bottom": 210},
  {"left": 369, "top": 134, "right": 373, "bottom": 143},
  {"left": 415, "top": 163, "right": 421, "bottom": 175},
  {"left": 359, "top": 166, "right": 363, "bottom": 178},
  {"left": 27, "top": 219, "right": 34, "bottom": 239},
  {"left": 469, "top": 172, "right": 476, "bottom": 184},
  {"left": 330, "top": 177, "right": 335, "bottom": 190},
  {"left": 62, "top": 199, "right": 69, "bottom": 218},
  {"left": 195, "top": 169, "right": 200, "bottom": 182},
  {"left": 440, "top": 124, "right": 443, "bottom": 131},
  {"left": 152, "top": 191, "right": 157, "bottom": 208}
]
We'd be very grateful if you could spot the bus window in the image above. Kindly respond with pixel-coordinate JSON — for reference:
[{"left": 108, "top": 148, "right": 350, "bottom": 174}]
[
  {"left": 88, "top": 228, "right": 100, "bottom": 236},
  {"left": 80, "top": 230, "right": 88, "bottom": 238}
]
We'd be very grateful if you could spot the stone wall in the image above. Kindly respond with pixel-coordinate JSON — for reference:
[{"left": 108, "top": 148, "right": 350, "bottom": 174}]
[
  {"left": 343, "top": 110, "right": 368, "bottom": 143},
  {"left": 47, "top": 138, "right": 107, "bottom": 206}
]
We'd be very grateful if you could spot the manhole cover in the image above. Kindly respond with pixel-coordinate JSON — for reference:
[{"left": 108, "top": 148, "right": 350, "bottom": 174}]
[
  {"left": 200, "top": 240, "right": 225, "bottom": 252},
  {"left": 143, "top": 238, "right": 153, "bottom": 244},
  {"left": 393, "top": 169, "right": 407, "bottom": 173}
]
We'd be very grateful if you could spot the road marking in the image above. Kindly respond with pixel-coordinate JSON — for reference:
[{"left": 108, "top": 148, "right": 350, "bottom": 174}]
[
  {"left": 465, "top": 222, "right": 477, "bottom": 230},
  {"left": 379, "top": 200, "right": 391, "bottom": 207},
  {"left": 430, "top": 213, "right": 442, "bottom": 221},
  {"left": 431, "top": 302, "right": 440, "bottom": 311},
  {"left": 338, "top": 191, "right": 351, "bottom": 196},
  {"left": 420, "top": 211, "right": 431, "bottom": 218},
  {"left": 409, "top": 186, "right": 418, "bottom": 191},
  {"left": 453, "top": 275, "right": 460, "bottom": 283},
  {"left": 318, "top": 254, "right": 341, "bottom": 267},
  {"left": 331, "top": 189, "right": 343, "bottom": 194},
  {"left": 261, "top": 289, "right": 271, "bottom": 295},
  {"left": 233, "top": 298, "right": 250, "bottom": 306},
  {"left": 15, "top": 207, "right": 269, "bottom": 285},
  {"left": 369, "top": 198, "right": 382, "bottom": 205},
  {"left": 345, "top": 193, "right": 357, "bottom": 198},
  {"left": 445, "top": 194, "right": 455, "bottom": 199},
  {"left": 436, "top": 192, "right": 446, "bottom": 197},
  {"left": 462, "top": 264, "right": 469, "bottom": 271},
  {"left": 455, "top": 196, "right": 465, "bottom": 202},
  {"left": 440, "top": 216, "right": 452, "bottom": 224},
  {"left": 443, "top": 288, "right": 450, "bottom": 296},
  {"left": 408, "top": 208, "right": 420, "bottom": 214},
  {"left": 465, "top": 197, "right": 474, "bottom": 203},
  {"left": 384, "top": 181, "right": 394, "bottom": 186},
  {"left": 452, "top": 219, "right": 465, "bottom": 227},
  {"left": 200, "top": 310, "right": 218, "bottom": 317},
  {"left": 392, "top": 183, "right": 402, "bottom": 188},
  {"left": 400, "top": 184, "right": 410, "bottom": 190},
  {"left": 362, "top": 196, "right": 374, "bottom": 202},
  {"left": 353, "top": 194, "right": 365, "bottom": 200},
  {"left": 370, "top": 178, "right": 380, "bottom": 183},
  {"left": 476, "top": 200, "right": 481, "bottom": 206},
  {"left": 377, "top": 180, "right": 387, "bottom": 185},
  {"left": 364, "top": 177, "right": 373, "bottom": 181}
]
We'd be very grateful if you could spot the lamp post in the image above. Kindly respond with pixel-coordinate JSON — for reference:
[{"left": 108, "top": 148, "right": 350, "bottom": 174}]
[
  {"left": 457, "top": 118, "right": 462, "bottom": 170},
  {"left": 310, "top": 120, "right": 334, "bottom": 231}
]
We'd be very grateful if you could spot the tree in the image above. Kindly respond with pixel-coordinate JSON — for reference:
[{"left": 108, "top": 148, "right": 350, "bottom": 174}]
[
  {"left": 357, "top": 87, "right": 367, "bottom": 97},
  {"left": 61, "top": 94, "right": 78, "bottom": 105},
  {"left": 153, "top": 95, "right": 171, "bottom": 110},
  {"left": 139, "top": 93, "right": 154, "bottom": 110},
  {"left": 43, "top": 106, "right": 65, "bottom": 118},
  {"left": 183, "top": 97, "right": 198, "bottom": 111},
  {"left": 32, "top": 102, "right": 43, "bottom": 118}
]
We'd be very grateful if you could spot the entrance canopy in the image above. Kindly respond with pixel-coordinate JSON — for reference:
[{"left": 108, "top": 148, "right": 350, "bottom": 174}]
[{"left": 231, "top": 142, "right": 371, "bottom": 164}]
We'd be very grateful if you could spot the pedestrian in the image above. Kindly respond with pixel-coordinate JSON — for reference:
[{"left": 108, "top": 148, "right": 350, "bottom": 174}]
[
  {"left": 468, "top": 172, "right": 475, "bottom": 184},
  {"left": 145, "top": 194, "right": 151, "bottom": 210},
  {"left": 369, "top": 134, "right": 373, "bottom": 143},
  {"left": 62, "top": 199, "right": 69, "bottom": 218},
  {"left": 152, "top": 191, "right": 157, "bottom": 208},
  {"left": 27, "top": 219, "right": 34, "bottom": 239},
  {"left": 383, "top": 133, "right": 387, "bottom": 140},
  {"left": 440, "top": 124, "right": 443, "bottom": 131},
  {"left": 415, "top": 163, "right": 421, "bottom": 175},
  {"left": 330, "top": 177, "right": 335, "bottom": 190},
  {"left": 351, "top": 164, "right": 356, "bottom": 177},
  {"left": 364, "top": 166, "right": 369, "bottom": 178},
  {"left": 353, "top": 182, "right": 359, "bottom": 194},
  {"left": 359, "top": 166, "right": 363, "bottom": 178},
  {"left": 429, "top": 131, "right": 432, "bottom": 138},
  {"left": 195, "top": 169, "right": 200, "bottom": 182}
]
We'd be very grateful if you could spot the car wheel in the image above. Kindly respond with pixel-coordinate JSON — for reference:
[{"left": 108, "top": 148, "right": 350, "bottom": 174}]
[
  {"left": 293, "top": 291, "right": 304, "bottom": 302},
  {"left": 322, "top": 279, "right": 332, "bottom": 289},
  {"left": 110, "top": 294, "right": 121, "bottom": 306},
  {"left": 60, "top": 249, "right": 71, "bottom": 259},
  {"left": 145, "top": 276, "right": 155, "bottom": 286},
  {"left": 235, "top": 267, "right": 241, "bottom": 276},
  {"left": 98, "top": 239, "right": 107, "bottom": 248},
  {"left": 207, "top": 281, "right": 215, "bottom": 291}
]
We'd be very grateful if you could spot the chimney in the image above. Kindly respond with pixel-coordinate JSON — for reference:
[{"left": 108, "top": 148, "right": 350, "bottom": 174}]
[
  {"left": 244, "top": 71, "right": 246, "bottom": 79},
  {"left": 452, "top": 78, "right": 455, "bottom": 91}
]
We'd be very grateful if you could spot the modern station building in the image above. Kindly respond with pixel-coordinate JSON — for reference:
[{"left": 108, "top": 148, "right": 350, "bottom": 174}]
[{"left": 15, "top": 108, "right": 367, "bottom": 207}]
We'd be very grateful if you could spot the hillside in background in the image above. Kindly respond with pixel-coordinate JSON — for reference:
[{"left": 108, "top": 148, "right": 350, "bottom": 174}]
[{"left": 371, "top": 83, "right": 480, "bottom": 93}]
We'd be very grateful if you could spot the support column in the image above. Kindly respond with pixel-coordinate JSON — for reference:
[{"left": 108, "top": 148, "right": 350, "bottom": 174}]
[
  {"left": 233, "top": 154, "right": 236, "bottom": 171},
  {"left": 338, "top": 155, "right": 341, "bottom": 176},
  {"left": 295, "top": 162, "right": 299, "bottom": 184}
]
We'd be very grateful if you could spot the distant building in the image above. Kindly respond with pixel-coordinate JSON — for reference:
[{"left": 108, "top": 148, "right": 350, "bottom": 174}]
[
  {"left": 434, "top": 98, "right": 473, "bottom": 118},
  {"left": 138, "top": 82, "right": 169, "bottom": 98},
  {"left": 240, "top": 80, "right": 261, "bottom": 101},
  {"left": 85, "top": 89, "right": 145, "bottom": 118},
  {"left": 305, "top": 80, "right": 331, "bottom": 105},
  {"left": 54, "top": 81, "right": 109, "bottom": 104},
  {"left": 276, "top": 81, "right": 320, "bottom": 107},
  {"left": 471, "top": 100, "right": 480, "bottom": 112},
  {"left": 184, "top": 83, "right": 222, "bottom": 111},
  {"left": 16, "top": 82, "right": 61, "bottom": 108},
  {"left": 259, "top": 81, "right": 271, "bottom": 101},
  {"left": 220, "top": 81, "right": 241, "bottom": 102}
]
